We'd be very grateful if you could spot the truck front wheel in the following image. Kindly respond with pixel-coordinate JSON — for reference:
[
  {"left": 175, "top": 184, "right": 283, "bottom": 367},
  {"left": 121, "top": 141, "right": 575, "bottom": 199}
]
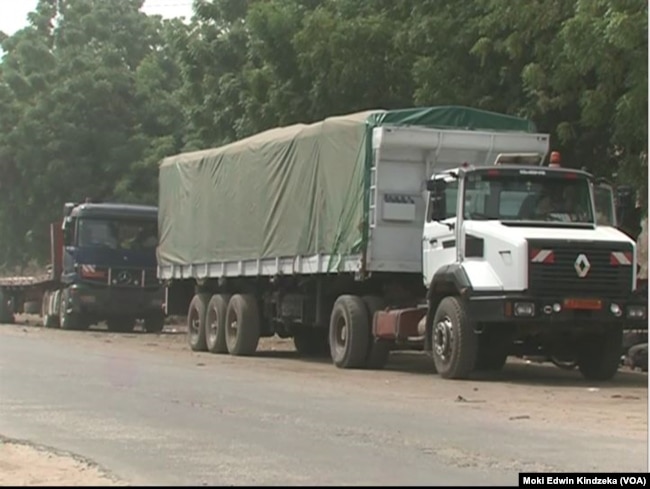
[
  {"left": 59, "top": 292, "right": 88, "bottom": 331},
  {"left": 577, "top": 327, "right": 623, "bottom": 381},
  {"left": 225, "top": 294, "right": 261, "bottom": 356},
  {"left": 431, "top": 296, "right": 478, "bottom": 379},
  {"left": 206, "top": 294, "right": 230, "bottom": 354},
  {"left": 329, "top": 295, "right": 370, "bottom": 369},
  {"left": 187, "top": 293, "right": 210, "bottom": 351}
]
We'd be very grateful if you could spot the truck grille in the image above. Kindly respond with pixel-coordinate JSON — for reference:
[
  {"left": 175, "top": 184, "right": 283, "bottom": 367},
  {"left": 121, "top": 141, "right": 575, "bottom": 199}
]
[
  {"left": 79, "top": 265, "right": 159, "bottom": 288},
  {"left": 527, "top": 239, "right": 634, "bottom": 299}
]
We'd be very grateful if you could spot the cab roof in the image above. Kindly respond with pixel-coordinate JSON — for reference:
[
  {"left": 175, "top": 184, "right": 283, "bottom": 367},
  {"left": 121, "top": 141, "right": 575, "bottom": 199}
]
[
  {"left": 461, "top": 164, "right": 594, "bottom": 179},
  {"left": 70, "top": 203, "right": 158, "bottom": 219}
]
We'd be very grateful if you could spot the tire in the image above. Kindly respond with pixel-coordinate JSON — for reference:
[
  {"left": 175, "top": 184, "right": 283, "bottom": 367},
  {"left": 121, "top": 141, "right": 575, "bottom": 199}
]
[
  {"left": 293, "top": 328, "right": 329, "bottom": 357},
  {"left": 143, "top": 315, "right": 165, "bottom": 334},
  {"left": 187, "top": 293, "right": 210, "bottom": 352},
  {"left": 59, "top": 291, "right": 88, "bottom": 331},
  {"left": 60, "top": 311, "right": 88, "bottom": 330},
  {"left": 106, "top": 317, "right": 135, "bottom": 333},
  {"left": 431, "top": 296, "right": 478, "bottom": 379},
  {"left": 362, "top": 295, "right": 392, "bottom": 369},
  {"left": 577, "top": 327, "right": 623, "bottom": 381},
  {"left": 329, "top": 295, "right": 370, "bottom": 369},
  {"left": 42, "top": 291, "right": 60, "bottom": 328},
  {"left": 0, "top": 289, "right": 14, "bottom": 324},
  {"left": 206, "top": 294, "right": 230, "bottom": 354},
  {"left": 225, "top": 294, "right": 261, "bottom": 356},
  {"left": 627, "top": 343, "right": 648, "bottom": 371}
]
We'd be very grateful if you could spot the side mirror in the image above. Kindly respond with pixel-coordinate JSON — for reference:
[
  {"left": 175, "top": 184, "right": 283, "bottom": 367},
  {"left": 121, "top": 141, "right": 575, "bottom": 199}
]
[
  {"left": 427, "top": 180, "right": 447, "bottom": 221},
  {"left": 426, "top": 179, "right": 445, "bottom": 192},
  {"left": 62, "top": 219, "right": 74, "bottom": 246}
]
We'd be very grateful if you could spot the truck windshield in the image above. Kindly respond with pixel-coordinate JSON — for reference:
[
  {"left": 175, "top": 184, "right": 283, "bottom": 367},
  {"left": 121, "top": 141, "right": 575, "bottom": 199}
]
[
  {"left": 463, "top": 170, "right": 594, "bottom": 224},
  {"left": 77, "top": 218, "right": 158, "bottom": 251}
]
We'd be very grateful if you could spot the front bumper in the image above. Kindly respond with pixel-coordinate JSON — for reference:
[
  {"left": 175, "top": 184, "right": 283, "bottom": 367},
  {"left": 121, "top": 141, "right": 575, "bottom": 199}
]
[
  {"left": 69, "top": 283, "right": 164, "bottom": 318},
  {"left": 467, "top": 293, "right": 647, "bottom": 329}
]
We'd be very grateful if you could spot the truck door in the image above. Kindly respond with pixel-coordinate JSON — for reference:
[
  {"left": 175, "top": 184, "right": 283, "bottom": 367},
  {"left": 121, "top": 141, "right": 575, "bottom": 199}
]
[{"left": 423, "top": 176, "right": 458, "bottom": 285}]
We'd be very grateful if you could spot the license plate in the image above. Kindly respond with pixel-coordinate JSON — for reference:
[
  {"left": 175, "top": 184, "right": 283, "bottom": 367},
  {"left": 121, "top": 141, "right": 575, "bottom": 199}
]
[{"left": 563, "top": 298, "right": 602, "bottom": 310}]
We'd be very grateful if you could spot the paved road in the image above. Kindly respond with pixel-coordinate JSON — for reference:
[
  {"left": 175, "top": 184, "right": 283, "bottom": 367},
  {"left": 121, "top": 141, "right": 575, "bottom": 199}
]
[{"left": 0, "top": 325, "right": 647, "bottom": 486}]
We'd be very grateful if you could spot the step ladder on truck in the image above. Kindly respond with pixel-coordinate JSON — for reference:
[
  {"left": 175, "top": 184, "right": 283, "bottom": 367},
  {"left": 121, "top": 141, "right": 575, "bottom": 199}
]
[{"left": 157, "top": 106, "right": 645, "bottom": 381}]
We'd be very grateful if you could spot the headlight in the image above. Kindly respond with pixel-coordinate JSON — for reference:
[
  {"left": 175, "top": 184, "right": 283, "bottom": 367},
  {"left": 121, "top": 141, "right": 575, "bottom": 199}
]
[
  {"left": 627, "top": 306, "right": 647, "bottom": 319},
  {"left": 514, "top": 302, "right": 535, "bottom": 317}
]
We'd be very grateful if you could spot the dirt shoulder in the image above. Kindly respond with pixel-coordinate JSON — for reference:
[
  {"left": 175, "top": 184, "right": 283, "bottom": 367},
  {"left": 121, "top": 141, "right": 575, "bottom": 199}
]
[{"left": 0, "top": 437, "right": 123, "bottom": 487}]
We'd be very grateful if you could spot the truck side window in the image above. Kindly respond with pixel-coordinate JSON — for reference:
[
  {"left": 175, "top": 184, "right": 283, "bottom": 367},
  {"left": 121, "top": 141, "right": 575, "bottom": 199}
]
[
  {"left": 426, "top": 180, "right": 458, "bottom": 222},
  {"left": 593, "top": 186, "right": 615, "bottom": 226},
  {"left": 63, "top": 218, "right": 76, "bottom": 246}
]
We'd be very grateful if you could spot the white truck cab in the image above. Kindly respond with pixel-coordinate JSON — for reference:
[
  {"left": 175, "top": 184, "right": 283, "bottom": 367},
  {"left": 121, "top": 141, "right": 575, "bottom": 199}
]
[{"left": 419, "top": 154, "right": 646, "bottom": 380}]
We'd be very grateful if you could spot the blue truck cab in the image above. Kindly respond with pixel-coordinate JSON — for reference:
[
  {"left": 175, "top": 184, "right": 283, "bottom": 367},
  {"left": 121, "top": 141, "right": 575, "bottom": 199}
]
[{"left": 52, "top": 201, "right": 165, "bottom": 332}]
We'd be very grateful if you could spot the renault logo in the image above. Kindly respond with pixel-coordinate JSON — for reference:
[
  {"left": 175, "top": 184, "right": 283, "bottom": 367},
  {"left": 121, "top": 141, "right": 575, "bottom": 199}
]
[{"left": 574, "top": 254, "right": 591, "bottom": 278}]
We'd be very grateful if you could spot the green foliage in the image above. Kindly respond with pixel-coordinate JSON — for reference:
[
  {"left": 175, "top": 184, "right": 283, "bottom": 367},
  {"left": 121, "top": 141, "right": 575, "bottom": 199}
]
[
  {"left": 0, "top": 0, "right": 647, "bottom": 268},
  {"left": 0, "top": 0, "right": 185, "bottom": 265}
]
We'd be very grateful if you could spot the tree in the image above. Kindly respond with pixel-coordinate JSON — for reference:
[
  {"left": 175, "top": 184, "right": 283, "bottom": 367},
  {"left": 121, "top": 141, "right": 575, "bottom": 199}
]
[{"left": 0, "top": 0, "right": 186, "bottom": 266}]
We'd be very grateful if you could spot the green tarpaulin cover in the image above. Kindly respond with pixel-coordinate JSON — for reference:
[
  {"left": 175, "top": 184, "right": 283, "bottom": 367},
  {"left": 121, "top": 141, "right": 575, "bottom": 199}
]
[{"left": 157, "top": 106, "right": 536, "bottom": 270}]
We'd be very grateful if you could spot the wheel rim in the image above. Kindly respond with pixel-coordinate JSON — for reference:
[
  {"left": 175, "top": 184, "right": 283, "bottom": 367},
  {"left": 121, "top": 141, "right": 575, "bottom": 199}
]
[
  {"left": 333, "top": 315, "right": 347, "bottom": 355},
  {"left": 189, "top": 307, "right": 200, "bottom": 342},
  {"left": 207, "top": 307, "right": 218, "bottom": 345},
  {"left": 434, "top": 316, "right": 454, "bottom": 362},
  {"left": 226, "top": 309, "right": 238, "bottom": 344}
]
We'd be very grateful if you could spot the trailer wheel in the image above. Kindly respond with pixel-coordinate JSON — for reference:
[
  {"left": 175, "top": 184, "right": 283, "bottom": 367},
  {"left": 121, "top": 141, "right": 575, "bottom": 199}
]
[
  {"left": 293, "top": 329, "right": 329, "bottom": 357},
  {"left": 362, "top": 295, "right": 392, "bottom": 370},
  {"left": 577, "top": 326, "right": 623, "bottom": 381},
  {"left": 143, "top": 314, "right": 165, "bottom": 334},
  {"left": 225, "top": 294, "right": 261, "bottom": 356},
  {"left": 206, "top": 294, "right": 230, "bottom": 354},
  {"left": 431, "top": 296, "right": 478, "bottom": 379},
  {"left": 187, "top": 293, "right": 210, "bottom": 352},
  {"left": 329, "top": 295, "right": 370, "bottom": 369}
]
